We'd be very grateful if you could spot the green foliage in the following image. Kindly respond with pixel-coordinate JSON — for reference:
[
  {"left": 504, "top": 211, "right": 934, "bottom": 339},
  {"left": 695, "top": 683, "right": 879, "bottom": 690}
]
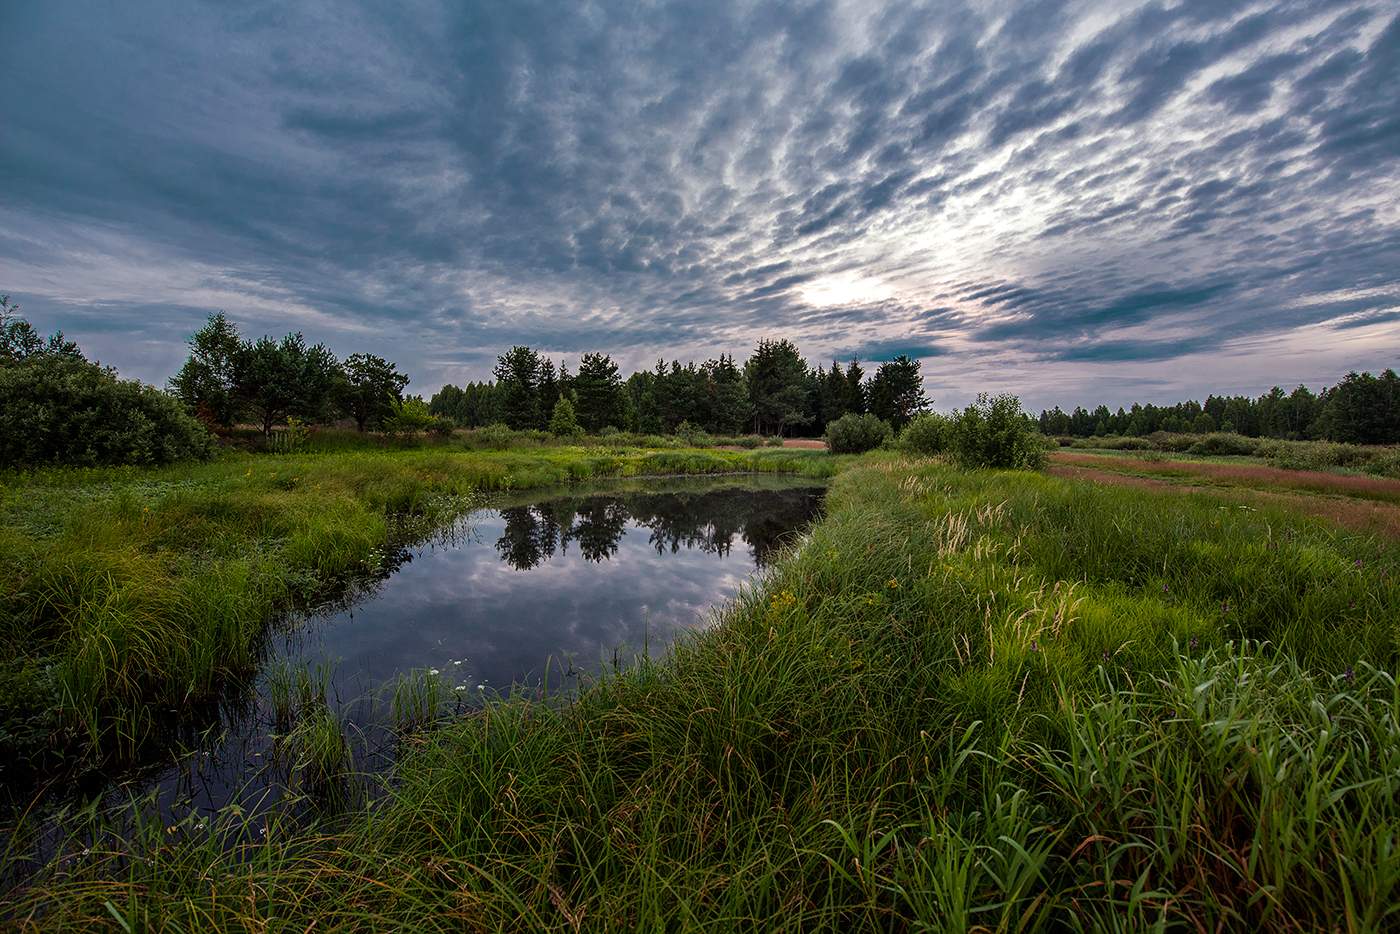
[
  {"left": 234, "top": 333, "right": 340, "bottom": 435},
  {"left": 673, "top": 420, "right": 711, "bottom": 446},
  {"left": 0, "top": 657, "right": 61, "bottom": 782},
  {"left": 897, "top": 412, "right": 950, "bottom": 455},
  {"left": 340, "top": 352, "right": 409, "bottom": 432},
  {"left": 548, "top": 395, "right": 583, "bottom": 436},
  {"left": 428, "top": 381, "right": 500, "bottom": 428},
  {"left": 824, "top": 412, "right": 891, "bottom": 453},
  {"left": 0, "top": 294, "right": 82, "bottom": 363},
  {"left": 0, "top": 354, "right": 213, "bottom": 468},
  {"left": 1041, "top": 370, "right": 1400, "bottom": 444},
  {"left": 267, "top": 416, "right": 311, "bottom": 454},
  {"left": 949, "top": 393, "right": 1046, "bottom": 469},
  {"left": 1320, "top": 369, "right": 1400, "bottom": 444},
  {"left": 865, "top": 354, "right": 928, "bottom": 429},
  {"left": 572, "top": 352, "right": 623, "bottom": 432},
  {"left": 1185, "top": 432, "right": 1261, "bottom": 456},
  {"left": 169, "top": 312, "right": 243, "bottom": 428},
  {"left": 389, "top": 668, "right": 449, "bottom": 734},
  {"left": 494, "top": 345, "right": 545, "bottom": 430},
  {"left": 745, "top": 338, "right": 810, "bottom": 435},
  {"left": 383, "top": 397, "right": 443, "bottom": 436},
  {"left": 704, "top": 353, "right": 751, "bottom": 434}
]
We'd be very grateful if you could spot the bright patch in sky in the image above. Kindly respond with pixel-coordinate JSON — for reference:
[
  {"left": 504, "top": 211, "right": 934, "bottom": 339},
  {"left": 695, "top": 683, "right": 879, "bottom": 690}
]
[{"left": 799, "top": 273, "right": 895, "bottom": 308}]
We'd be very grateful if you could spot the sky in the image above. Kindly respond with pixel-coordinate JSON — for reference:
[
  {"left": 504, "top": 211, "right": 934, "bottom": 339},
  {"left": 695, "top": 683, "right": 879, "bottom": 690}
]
[{"left": 2, "top": 0, "right": 1398, "bottom": 411}]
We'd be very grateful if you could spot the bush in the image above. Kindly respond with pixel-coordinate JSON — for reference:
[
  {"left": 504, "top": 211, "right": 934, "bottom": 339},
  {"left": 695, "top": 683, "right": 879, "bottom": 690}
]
[
  {"left": 1093, "top": 435, "right": 1156, "bottom": 451},
  {"left": 1146, "top": 431, "right": 1199, "bottom": 453},
  {"left": 465, "top": 423, "right": 522, "bottom": 450},
  {"left": 1185, "top": 432, "right": 1260, "bottom": 457},
  {"left": 898, "top": 412, "right": 951, "bottom": 455},
  {"left": 548, "top": 396, "right": 583, "bottom": 437},
  {"left": 948, "top": 393, "right": 1046, "bottom": 470},
  {"left": 1364, "top": 448, "right": 1400, "bottom": 479},
  {"left": 824, "top": 413, "right": 892, "bottom": 454},
  {"left": 674, "top": 420, "right": 712, "bottom": 446},
  {"left": 384, "top": 397, "right": 447, "bottom": 436},
  {"left": 0, "top": 355, "right": 213, "bottom": 468},
  {"left": 0, "top": 657, "right": 61, "bottom": 783}
]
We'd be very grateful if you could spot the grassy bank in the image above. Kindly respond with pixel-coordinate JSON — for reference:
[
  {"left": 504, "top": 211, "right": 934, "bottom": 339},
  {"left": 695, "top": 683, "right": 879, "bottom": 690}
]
[
  {"left": 7, "top": 456, "right": 1399, "bottom": 930},
  {"left": 0, "top": 445, "right": 836, "bottom": 776}
]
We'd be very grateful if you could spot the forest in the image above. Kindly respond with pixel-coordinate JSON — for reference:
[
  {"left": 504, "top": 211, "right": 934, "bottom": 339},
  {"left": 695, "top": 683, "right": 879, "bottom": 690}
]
[{"left": 1039, "top": 371, "right": 1400, "bottom": 445}]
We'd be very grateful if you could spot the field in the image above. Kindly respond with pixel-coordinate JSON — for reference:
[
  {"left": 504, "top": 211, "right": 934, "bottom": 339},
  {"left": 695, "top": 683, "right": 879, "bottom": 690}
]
[{"left": 3, "top": 444, "right": 1398, "bottom": 930}]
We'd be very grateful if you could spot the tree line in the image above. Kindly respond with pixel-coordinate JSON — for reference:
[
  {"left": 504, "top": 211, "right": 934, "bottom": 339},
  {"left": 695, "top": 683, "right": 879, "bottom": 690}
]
[
  {"left": 170, "top": 314, "right": 414, "bottom": 434},
  {"left": 1039, "top": 369, "right": 1400, "bottom": 445},
  {"left": 430, "top": 340, "right": 930, "bottom": 437}
]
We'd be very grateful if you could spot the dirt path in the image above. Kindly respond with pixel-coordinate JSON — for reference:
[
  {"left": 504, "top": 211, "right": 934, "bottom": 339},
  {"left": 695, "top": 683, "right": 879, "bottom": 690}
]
[
  {"left": 1049, "top": 461, "right": 1400, "bottom": 540},
  {"left": 1050, "top": 451, "right": 1400, "bottom": 503},
  {"left": 715, "top": 438, "right": 828, "bottom": 452}
]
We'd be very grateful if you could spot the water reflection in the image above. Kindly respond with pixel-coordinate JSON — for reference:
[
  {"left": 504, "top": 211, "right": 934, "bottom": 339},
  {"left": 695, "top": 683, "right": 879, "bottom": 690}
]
[
  {"left": 318, "top": 482, "right": 826, "bottom": 700},
  {"left": 493, "top": 486, "right": 817, "bottom": 570},
  {"left": 19, "top": 477, "right": 826, "bottom": 829}
]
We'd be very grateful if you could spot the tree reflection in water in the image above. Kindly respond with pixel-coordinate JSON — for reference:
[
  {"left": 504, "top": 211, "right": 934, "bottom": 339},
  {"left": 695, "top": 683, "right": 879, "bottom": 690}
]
[{"left": 495, "top": 486, "right": 824, "bottom": 570}]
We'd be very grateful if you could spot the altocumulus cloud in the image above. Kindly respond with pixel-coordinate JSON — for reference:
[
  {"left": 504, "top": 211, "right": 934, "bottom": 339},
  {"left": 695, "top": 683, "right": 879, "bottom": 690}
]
[{"left": 1, "top": 0, "right": 1397, "bottom": 408}]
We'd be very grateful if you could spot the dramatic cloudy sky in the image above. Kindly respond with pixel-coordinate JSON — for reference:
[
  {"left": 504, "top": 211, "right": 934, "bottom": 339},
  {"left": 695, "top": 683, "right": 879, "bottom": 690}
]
[{"left": 2, "top": 0, "right": 1398, "bottom": 409}]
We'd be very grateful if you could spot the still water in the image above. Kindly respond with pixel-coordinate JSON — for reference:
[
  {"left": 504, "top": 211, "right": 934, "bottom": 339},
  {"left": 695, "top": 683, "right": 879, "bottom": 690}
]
[{"left": 107, "top": 476, "right": 826, "bottom": 819}]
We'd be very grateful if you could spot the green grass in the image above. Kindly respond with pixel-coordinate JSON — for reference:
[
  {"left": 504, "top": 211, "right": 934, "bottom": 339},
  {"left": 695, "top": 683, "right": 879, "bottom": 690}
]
[
  {"left": 0, "top": 444, "right": 838, "bottom": 774},
  {"left": 6, "top": 455, "right": 1398, "bottom": 930}
]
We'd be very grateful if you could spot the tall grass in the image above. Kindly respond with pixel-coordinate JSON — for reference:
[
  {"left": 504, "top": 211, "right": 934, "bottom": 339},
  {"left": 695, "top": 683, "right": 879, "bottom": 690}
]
[
  {"left": 6, "top": 456, "right": 1398, "bottom": 929},
  {"left": 0, "top": 444, "right": 837, "bottom": 773}
]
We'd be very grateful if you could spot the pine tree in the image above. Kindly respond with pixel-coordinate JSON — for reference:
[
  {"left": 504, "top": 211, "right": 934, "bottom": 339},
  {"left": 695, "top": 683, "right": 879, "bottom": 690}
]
[
  {"left": 493, "top": 346, "right": 543, "bottom": 430},
  {"left": 866, "top": 355, "right": 928, "bottom": 430}
]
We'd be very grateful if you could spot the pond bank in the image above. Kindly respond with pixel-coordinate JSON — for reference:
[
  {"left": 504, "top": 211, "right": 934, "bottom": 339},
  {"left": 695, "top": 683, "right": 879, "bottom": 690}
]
[{"left": 0, "top": 446, "right": 840, "bottom": 784}]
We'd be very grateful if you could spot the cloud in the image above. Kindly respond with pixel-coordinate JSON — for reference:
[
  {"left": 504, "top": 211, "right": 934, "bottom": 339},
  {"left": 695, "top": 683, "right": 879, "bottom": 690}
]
[{"left": 0, "top": 0, "right": 1396, "bottom": 410}]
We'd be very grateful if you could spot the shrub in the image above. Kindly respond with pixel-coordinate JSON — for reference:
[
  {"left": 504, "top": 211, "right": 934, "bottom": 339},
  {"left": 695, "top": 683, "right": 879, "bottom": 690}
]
[
  {"left": 1146, "top": 431, "right": 1200, "bottom": 453},
  {"left": 0, "top": 355, "right": 213, "bottom": 468},
  {"left": 1364, "top": 448, "right": 1400, "bottom": 479},
  {"left": 1185, "top": 432, "right": 1260, "bottom": 456},
  {"left": 548, "top": 396, "right": 583, "bottom": 437},
  {"left": 1094, "top": 435, "right": 1156, "bottom": 451},
  {"left": 674, "top": 420, "right": 712, "bottom": 446},
  {"left": 467, "top": 423, "right": 520, "bottom": 450},
  {"left": 0, "top": 658, "right": 61, "bottom": 783},
  {"left": 825, "top": 413, "right": 892, "bottom": 454},
  {"left": 384, "top": 397, "right": 444, "bottom": 436},
  {"left": 948, "top": 393, "right": 1046, "bottom": 470},
  {"left": 898, "top": 412, "right": 951, "bottom": 455}
]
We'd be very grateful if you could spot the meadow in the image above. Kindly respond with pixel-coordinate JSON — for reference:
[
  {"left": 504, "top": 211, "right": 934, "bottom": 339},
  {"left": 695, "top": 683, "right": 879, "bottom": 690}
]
[{"left": 4, "top": 447, "right": 1398, "bottom": 931}]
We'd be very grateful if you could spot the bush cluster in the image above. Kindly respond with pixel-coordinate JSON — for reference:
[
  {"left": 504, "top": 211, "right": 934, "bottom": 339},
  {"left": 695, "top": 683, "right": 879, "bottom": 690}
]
[
  {"left": 948, "top": 393, "right": 1046, "bottom": 470},
  {"left": 0, "top": 355, "right": 213, "bottom": 468},
  {"left": 824, "top": 413, "right": 892, "bottom": 453},
  {"left": 1185, "top": 432, "right": 1261, "bottom": 456},
  {"left": 897, "top": 412, "right": 951, "bottom": 455}
]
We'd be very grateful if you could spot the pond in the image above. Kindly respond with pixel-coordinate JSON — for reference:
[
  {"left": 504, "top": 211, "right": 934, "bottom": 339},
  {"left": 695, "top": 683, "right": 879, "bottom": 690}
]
[{"left": 76, "top": 475, "right": 826, "bottom": 823}]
